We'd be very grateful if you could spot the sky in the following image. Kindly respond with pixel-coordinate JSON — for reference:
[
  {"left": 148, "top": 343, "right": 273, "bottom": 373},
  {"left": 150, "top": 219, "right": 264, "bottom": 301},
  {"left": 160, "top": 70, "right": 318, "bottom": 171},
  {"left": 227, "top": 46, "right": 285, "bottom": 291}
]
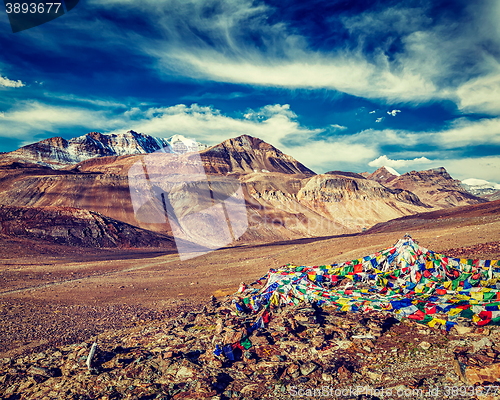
[{"left": 1, "top": 0, "right": 500, "bottom": 182}]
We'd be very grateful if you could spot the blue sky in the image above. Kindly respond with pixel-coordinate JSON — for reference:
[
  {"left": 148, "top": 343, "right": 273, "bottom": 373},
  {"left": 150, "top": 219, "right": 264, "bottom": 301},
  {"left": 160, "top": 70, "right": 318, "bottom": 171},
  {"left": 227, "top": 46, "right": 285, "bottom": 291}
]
[{"left": 1, "top": 0, "right": 499, "bottom": 181}]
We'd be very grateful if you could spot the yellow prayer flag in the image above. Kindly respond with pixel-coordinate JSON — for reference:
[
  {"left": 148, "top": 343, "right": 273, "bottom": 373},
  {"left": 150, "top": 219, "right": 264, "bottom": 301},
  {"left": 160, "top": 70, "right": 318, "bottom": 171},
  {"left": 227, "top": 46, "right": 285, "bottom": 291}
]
[
  {"left": 428, "top": 319, "right": 438, "bottom": 328},
  {"left": 471, "top": 292, "right": 484, "bottom": 301},
  {"left": 448, "top": 308, "right": 463, "bottom": 317}
]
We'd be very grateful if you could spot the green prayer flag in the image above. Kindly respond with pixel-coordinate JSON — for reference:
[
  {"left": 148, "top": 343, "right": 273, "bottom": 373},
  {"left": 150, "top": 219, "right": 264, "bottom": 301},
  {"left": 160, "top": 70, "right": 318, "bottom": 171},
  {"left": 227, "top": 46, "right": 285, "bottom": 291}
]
[
  {"left": 484, "top": 292, "right": 496, "bottom": 301},
  {"left": 460, "top": 308, "right": 474, "bottom": 319},
  {"left": 240, "top": 337, "right": 252, "bottom": 350}
]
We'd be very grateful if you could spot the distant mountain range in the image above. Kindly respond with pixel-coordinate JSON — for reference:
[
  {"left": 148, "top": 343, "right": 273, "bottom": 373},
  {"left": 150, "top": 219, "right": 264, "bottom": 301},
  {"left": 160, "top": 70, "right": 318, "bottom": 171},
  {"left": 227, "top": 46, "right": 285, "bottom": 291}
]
[
  {"left": 364, "top": 166, "right": 486, "bottom": 208},
  {"left": 1, "top": 131, "right": 208, "bottom": 168},
  {"left": 461, "top": 178, "right": 500, "bottom": 197},
  {"left": 0, "top": 132, "right": 490, "bottom": 248}
]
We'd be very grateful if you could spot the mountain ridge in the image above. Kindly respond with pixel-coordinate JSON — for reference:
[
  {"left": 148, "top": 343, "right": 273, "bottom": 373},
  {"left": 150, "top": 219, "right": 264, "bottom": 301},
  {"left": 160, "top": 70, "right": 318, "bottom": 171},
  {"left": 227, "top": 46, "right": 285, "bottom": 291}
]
[
  {"left": 365, "top": 166, "right": 486, "bottom": 208},
  {"left": 0, "top": 204, "right": 176, "bottom": 249},
  {"left": 1, "top": 131, "right": 207, "bottom": 169},
  {"left": 0, "top": 133, "right": 488, "bottom": 245}
]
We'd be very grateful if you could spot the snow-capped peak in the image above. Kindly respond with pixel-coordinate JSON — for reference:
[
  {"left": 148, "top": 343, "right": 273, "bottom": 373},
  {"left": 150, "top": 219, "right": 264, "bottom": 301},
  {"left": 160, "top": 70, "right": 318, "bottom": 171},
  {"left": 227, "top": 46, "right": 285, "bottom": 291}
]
[
  {"left": 7, "top": 131, "right": 209, "bottom": 169},
  {"left": 461, "top": 178, "right": 500, "bottom": 196},
  {"left": 462, "top": 178, "right": 500, "bottom": 189},
  {"left": 383, "top": 166, "right": 400, "bottom": 176}
]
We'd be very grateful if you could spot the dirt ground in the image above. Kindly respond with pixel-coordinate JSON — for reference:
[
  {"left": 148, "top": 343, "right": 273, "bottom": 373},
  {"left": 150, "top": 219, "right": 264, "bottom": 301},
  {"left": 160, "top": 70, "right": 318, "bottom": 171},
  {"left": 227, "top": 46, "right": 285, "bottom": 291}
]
[{"left": 1, "top": 211, "right": 499, "bottom": 359}]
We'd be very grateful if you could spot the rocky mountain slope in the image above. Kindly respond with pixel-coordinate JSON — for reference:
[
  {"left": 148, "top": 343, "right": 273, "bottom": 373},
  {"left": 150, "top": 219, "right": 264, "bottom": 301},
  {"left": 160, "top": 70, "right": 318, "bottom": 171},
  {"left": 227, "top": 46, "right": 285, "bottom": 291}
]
[
  {"left": 486, "top": 191, "right": 500, "bottom": 202},
  {"left": 1, "top": 131, "right": 209, "bottom": 169},
  {"left": 364, "top": 199, "right": 500, "bottom": 235},
  {"left": 366, "top": 166, "right": 486, "bottom": 208},
  {"left": 461, "top": 178, "right": 500, "bottom": 197},
  {"left": 0, "top": 205, "right": 176, "bottom": 248},
  {"left": 365, "top": 165, "right": 400, "bottom": 184},
  {"left": 0, "top": 157, "right": 431, "bottom": 243},
  {"left": 0, "top": 133, "right": 486, "bottom": 245},
  {"left": 295, "top": 173, "right": 428, "bottom": 231},
  {"left": 200, "top": 135, "right": 315, "bottom": 176}
]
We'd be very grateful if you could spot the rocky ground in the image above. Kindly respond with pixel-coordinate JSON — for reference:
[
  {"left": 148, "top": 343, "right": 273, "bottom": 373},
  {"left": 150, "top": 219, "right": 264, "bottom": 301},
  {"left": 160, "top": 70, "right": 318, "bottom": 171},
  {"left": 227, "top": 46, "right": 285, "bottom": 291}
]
[
  {"left": 1, "top": 207, "right": 499, "bottom": 399},
  {"left": 2, "top": 294, "right": 500, "bottom": 400}
]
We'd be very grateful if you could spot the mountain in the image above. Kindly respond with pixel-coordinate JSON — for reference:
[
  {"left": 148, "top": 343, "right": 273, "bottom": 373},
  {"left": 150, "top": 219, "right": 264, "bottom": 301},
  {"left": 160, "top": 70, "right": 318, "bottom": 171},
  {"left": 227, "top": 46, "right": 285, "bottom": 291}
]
[
  {"left": 295, "top": 172, "right": 429, "bottom": 231},
  {"left": 200, "top": 135, "right": 316, "bottom": 176},
  {"left": 0, "top": 205, "right": 176, "bottom": 248},
  {"left": 366, "top": 167, "right": 486, "bottom": 208},
  {"left": 364, "top": 199, "right": 500, "bottom": 235},
  {"left": 461, "top": 178, "right": 500, "bottom": 197},
  {"left": 0, "top": 135, "right": 436, "bottom": 242},
  {"left": 365, "top": 166, "right": 400, "bottom": 185},
  {"left": 485, "top": 190, "right": 500, "bottom": 202},
  {"left": 0, "top": 131, "right": 208, "bottom": 169},
  {"left": 325, "top": 170, "right": 367, "bottom": 179}
]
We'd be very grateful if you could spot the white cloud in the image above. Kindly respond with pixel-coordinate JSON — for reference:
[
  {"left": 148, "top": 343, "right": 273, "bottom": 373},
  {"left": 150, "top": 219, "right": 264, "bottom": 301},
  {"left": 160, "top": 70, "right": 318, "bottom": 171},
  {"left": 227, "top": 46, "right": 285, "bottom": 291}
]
[
  {"left": 375, "top": 117, "right": 384, "bottom": 123},
  {"left": 437, "top": 117, "right": 500, "bottom": 148},
  {"left": 369, "top": 110, "right": 376, "bottom": 114},
  {"left": 0, "top": 101, "right": 125, "bottom": 141},
  {"left": 0, "top": 75, "right": 25, "bottom": 88},
  {"left": 329, "top": 124, "right": 347, "bottom": 131},
  {"left": 369, "top": 155, "right": 432, "bottom": 169},
  {"left": 82, "top": 1, "right": 439, "bottom": 103},
  {"left": 387, "top": 109, "right": 401, "bottom": 116},
  {"left": 106, "top": 103, "right": 375, "bottom": 170},
  {"left": 456, "top": 66, "right": 500, "bottom": 114},
  {"left": 2, "top": 99, "right": 498, "bottom": 181},
  {"left": 462, "top": 178, "right": 500, "bottom": 189},
  {"left": 437, "top": 156, "right": 500, "bottom": 182},
  {"left": 356, "top": 117, "right": 500, "bottom": 150},
  {"left": 43, "top": 93, "right": 126, "bottom": 108},
  {"left": 30, "top": 0, "right": 499, "bottom": 113}
]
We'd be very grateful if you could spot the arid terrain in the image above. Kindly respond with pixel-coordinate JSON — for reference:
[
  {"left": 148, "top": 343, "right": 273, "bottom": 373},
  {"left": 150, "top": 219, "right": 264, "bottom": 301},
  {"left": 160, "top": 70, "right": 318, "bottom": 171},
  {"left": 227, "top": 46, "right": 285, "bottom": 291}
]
[
  {"left": 1, "top": 133, "right": 500, "bottom": 399},
  {"left": 1, "top": 200, "right": 499, "bottom": 360}
]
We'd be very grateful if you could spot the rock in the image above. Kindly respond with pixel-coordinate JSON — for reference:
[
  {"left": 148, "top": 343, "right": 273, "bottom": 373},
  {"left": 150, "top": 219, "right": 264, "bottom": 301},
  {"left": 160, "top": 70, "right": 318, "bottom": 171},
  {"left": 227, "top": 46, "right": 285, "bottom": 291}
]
[
  {"left": 224, "top": 328, "right": 245, "bottom": 343},
  {"left": 176, "top": 365, "right": 195, "bottom": 380},
  {"left": 27, "top": 366, "right": 60, "bottom": 378},
  {"left": 287, "top": 363, "right": 301, "bottom": 379},
  {"left": 250, "top": 334, "right": 270, "bottom": 346},
  {"left": 419, "top": 341, "right": 431, "bottom": 350},
  {"left": 300, "top": 362, "right": 318, "bottom": 376},
  {"left": 465, "top": 363, "right": 500, "bottom": 385},
  {"left": 453, "top": 359, "right": 468, "bottom": 384},
  {"left": 336, "top": 340, "right": 353, "bottom": 350},
  {"left": 215, "top": 318, "right": 224, "bottom": 335},
  {"left": 241, "top": 384, "right": 260, "bottom": 394},
  {"left": 473, "top": 337, "right": 493, "bottom": 352},
  {"left": 366, "top": 370, "right": 382, "bottom": 381},
  {"left": 454, "top": 326, "right": 473, "bottom": 335}
]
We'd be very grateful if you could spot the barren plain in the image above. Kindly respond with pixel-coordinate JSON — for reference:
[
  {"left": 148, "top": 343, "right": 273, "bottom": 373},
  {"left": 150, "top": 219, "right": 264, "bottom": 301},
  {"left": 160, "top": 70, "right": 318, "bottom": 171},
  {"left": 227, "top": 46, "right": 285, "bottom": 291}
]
[{"left": 1, "top": 200, "right": 499, "bottom": 360}]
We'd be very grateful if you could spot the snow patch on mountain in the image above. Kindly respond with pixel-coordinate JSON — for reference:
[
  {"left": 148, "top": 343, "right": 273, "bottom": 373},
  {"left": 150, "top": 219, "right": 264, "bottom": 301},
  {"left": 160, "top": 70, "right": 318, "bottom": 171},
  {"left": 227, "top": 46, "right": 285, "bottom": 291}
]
[
  {"left": 461, "top": 178, "right": 500, "bottom": 196},
  {"left": 4, "top": 131, "right": 209, "bottom": 169},
  {"left": 383, "top": 166, "right": 400, "bottom": 176}
]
